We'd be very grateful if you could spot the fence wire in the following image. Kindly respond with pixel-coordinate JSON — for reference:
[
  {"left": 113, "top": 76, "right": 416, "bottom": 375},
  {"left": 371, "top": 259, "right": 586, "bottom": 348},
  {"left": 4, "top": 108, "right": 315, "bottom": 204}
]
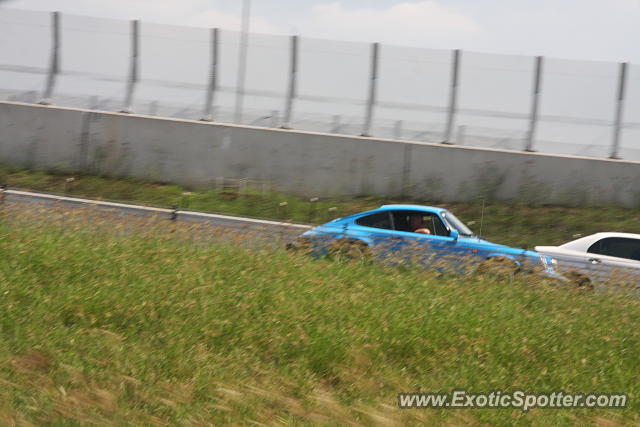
[{"left": 1, "top": 8, "right": 639, "bottom": 160}]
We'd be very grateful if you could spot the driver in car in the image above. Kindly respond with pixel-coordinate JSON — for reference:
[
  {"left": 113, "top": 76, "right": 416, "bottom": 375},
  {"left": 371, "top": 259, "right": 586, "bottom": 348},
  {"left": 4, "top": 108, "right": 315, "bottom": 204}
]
[{"left": 410, "top": 214, "right": 432, "bottom": 235}]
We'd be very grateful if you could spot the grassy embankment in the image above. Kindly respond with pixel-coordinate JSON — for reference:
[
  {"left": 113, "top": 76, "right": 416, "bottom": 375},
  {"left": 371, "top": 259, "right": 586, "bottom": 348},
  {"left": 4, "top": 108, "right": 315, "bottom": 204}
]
[
  {"left": 0, "top": 216, "right": 639, "bottom": 424},
  {"left": 1, "top": 165, "right": 639, "bottom": 248}
]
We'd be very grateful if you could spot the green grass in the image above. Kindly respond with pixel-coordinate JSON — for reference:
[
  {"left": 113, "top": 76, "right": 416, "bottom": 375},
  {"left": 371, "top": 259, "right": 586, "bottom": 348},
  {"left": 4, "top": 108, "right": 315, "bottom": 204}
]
[
  {"left": 1, "top": 218, "right": 639, "bottom": 424},
  {"left": 1, "top": 165, "right": 639, "bottom": 249}
]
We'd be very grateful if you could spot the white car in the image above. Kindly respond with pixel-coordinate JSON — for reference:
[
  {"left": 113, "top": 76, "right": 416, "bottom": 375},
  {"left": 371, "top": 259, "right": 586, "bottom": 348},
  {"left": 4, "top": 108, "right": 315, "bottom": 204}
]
[{"left": 536, "top": 233, "right": 640, "bottom": 285}]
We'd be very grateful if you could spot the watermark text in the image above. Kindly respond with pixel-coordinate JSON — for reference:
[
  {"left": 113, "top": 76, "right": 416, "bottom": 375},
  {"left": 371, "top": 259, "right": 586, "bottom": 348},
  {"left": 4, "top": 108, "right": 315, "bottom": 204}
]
[{"left": 398, "top": 390, "right": 627, "bottom": 412}]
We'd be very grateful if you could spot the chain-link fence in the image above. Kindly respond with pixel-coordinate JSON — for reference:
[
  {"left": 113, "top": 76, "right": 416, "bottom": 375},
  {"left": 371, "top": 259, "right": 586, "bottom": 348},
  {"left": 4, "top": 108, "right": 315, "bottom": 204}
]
[{"left": 1, "top": 8, "right": 639, "bottom": 160}]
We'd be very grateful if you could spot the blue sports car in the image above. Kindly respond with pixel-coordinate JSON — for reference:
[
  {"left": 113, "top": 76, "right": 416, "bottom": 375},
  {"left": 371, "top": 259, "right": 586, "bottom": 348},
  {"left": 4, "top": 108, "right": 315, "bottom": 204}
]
[{"left": 291, "top": 204, "right": 565, "bottom": 280}]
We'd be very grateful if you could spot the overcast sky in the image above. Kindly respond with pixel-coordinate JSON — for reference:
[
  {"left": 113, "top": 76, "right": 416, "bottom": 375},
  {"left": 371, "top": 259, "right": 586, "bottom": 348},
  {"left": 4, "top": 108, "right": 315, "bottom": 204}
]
[{"left": 1, "top": 0, "right": 639, "bottom": 63}]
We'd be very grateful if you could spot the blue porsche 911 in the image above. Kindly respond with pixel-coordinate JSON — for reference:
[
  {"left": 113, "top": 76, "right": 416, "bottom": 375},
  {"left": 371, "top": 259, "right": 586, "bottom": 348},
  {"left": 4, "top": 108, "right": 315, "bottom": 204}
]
[{"left": 290, "top": 204, "right": 566, "bottom": 281}]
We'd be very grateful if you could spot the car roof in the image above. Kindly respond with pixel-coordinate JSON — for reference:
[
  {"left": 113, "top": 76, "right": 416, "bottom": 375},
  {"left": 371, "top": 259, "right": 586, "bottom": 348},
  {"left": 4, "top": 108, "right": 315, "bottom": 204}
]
[
  {"left": 587, "top": 232, "right": 640, "bottom": 240},
  {"left": 560, "top": 232, "right": 640, "bottom": 251},
  {"left": 378, "top": 204, "right": 443, "bottom": 212},
  {"left": 327, "top": 204, "right": 445, "bottom": 224}
]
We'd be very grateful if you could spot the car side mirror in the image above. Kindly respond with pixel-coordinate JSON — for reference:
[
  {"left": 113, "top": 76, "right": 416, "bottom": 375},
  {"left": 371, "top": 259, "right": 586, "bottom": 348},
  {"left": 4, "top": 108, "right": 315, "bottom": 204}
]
[{"left": 450, "top": 230, "right": 459, "bottom": 241}]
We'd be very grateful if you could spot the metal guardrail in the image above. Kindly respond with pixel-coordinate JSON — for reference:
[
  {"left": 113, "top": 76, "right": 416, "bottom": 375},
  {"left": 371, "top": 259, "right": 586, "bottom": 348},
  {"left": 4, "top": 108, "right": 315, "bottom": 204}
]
[
  {"left": 3, "top": 187, "right": 640, "bottom": 290},
  {"left": 1, "top": 188, "right": 312, "bottom": 235}
]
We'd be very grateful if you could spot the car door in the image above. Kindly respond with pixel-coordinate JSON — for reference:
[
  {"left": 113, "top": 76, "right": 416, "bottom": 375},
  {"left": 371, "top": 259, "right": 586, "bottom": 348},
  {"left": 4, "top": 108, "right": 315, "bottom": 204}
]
[
  {"left": 586, "top": 237, "right": 640, "bottom": 284},
  {"left": 385, "top": 210, "right": 467, "bottom": 270},
  {"left": 345, "top": 211, "right": 399, "bottom": 255}
]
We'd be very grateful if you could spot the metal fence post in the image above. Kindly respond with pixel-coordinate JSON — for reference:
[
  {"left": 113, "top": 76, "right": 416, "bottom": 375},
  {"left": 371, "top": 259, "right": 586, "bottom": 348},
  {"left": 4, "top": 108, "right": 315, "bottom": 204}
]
[
  {"left": 88, "top": 95, "right": 98, "bottom": 110},
  {"left": 282, "top": 35, "right": 298, "bottom": 129},
  {"left": 394, "top": 120, "right": 403, "bottom": 140},
  {"left": 443, "top": 49, "right": 460, "bottom": 143},
  {"left": 270, "top": 110, "right": 280, "bottom": 128},
  {"left": 456, "top": 125, "right": 467, "bottom": 145},
  {"left": 610, "top": 62, "right": 628, "bottom": 159},
  {"left": 332, "top": 115, "right": 342, "bottom": 133},
  {"left": 40, "top": 11, "right": 60, "bottom": 105},
  {"left": 121, "top": 20, "right": 140, "bottom": 113},
  {"left": 202, "top": 28, "right": 219, "bottom": 122},
  {"left": 234, "top": 0, "right": 251, "bottom": 124},
  {"left": 525, "top": 56, "right": 544, "bottom": 152},
  {"left": 362, "top": 42, "right": 379, "bottom": 137}
]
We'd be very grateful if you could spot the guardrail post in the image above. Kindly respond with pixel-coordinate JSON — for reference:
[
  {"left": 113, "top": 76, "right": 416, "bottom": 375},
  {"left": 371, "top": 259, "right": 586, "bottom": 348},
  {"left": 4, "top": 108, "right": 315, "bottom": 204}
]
[
  {"left": 362, "top": 42, "right": 380, "bottom": 137},
  {"left": 443, "top": 49, "right": 461, "bottom": 143},
  {"left": 121, "top": 20, "right": 140, "bottom": 114},
  {"left": 327, "top": 206, "right": 338, "bottom": 221},
  {"left": 201, "top": 28, "right": 219, "bottom": 122},
  {"left": 525, "top": 56, "right": 544, "bottom": 152},
  {"left": 282, "top": 35, "right": 299, "bottom": 129},
  {"left": 308, "top": 197, "right": 318, "bottom": 222},
  {"left": 64, "top": 177, "right": 75, "bottom": 195},
  {"left": 40, "top": 11, "right": 60, "bottom": 105},
  {"left": 610, "top": 62, "right": 628, "bottom": 159},
  {"left": 278, "top": 201, "right": 288, "bottom": 220}
]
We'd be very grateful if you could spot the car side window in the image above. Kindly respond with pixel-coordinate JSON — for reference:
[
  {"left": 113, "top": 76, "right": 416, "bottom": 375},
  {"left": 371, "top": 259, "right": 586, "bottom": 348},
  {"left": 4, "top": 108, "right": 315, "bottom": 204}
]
[
  {"left": 588, "top": 238, "right": 640, "bottom": 261},
  {"left": 355, "top": 212, "right": 393, "bottom": 230},
  {"left": 391, "top": 211, "right": 450, "bottom": 236}
]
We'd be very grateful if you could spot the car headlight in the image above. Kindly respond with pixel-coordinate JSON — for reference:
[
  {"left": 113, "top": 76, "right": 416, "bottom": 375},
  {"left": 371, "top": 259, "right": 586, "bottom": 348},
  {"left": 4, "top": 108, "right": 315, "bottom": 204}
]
[{"left": 540, "top": 255, "right": 558, "bottom": 269}]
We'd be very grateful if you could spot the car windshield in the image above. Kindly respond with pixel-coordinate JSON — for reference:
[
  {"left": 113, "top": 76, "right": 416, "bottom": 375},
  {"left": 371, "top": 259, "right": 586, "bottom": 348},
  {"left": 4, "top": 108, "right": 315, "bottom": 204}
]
[{"left": 441, "top": 211, "right": 474, "bottom": 237}]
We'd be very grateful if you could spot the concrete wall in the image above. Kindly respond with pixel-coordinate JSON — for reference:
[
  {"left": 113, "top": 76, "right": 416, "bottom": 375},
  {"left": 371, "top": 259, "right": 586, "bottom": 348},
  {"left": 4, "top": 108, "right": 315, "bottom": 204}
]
[{"left": 1, "top": 101, "right": 640, "bottom": 207}]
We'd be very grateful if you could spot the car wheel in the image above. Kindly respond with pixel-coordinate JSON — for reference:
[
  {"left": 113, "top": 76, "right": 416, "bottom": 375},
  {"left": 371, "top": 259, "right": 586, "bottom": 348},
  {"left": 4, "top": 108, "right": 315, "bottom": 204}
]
[
  {"left": 327, "top": 239, "right": 371, "bottom": 261},
  {"left": 565, "top": 270, "right": 593, "bottom": 292},
  {"left": 476, "top": 257, "right": 520, "bottom": 281}
]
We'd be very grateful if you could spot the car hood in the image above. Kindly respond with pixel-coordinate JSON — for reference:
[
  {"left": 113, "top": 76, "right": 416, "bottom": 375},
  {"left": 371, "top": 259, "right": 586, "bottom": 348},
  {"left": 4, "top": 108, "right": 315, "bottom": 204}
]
[
  {"left": 462, "top": 236, "right": 525, "bottom": 250},
  {"left": 461, "top": 237, "right": 540, "bottom": 259},
  {"left": 460, "top": 236, "right": 499, "bottom": 246}
]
